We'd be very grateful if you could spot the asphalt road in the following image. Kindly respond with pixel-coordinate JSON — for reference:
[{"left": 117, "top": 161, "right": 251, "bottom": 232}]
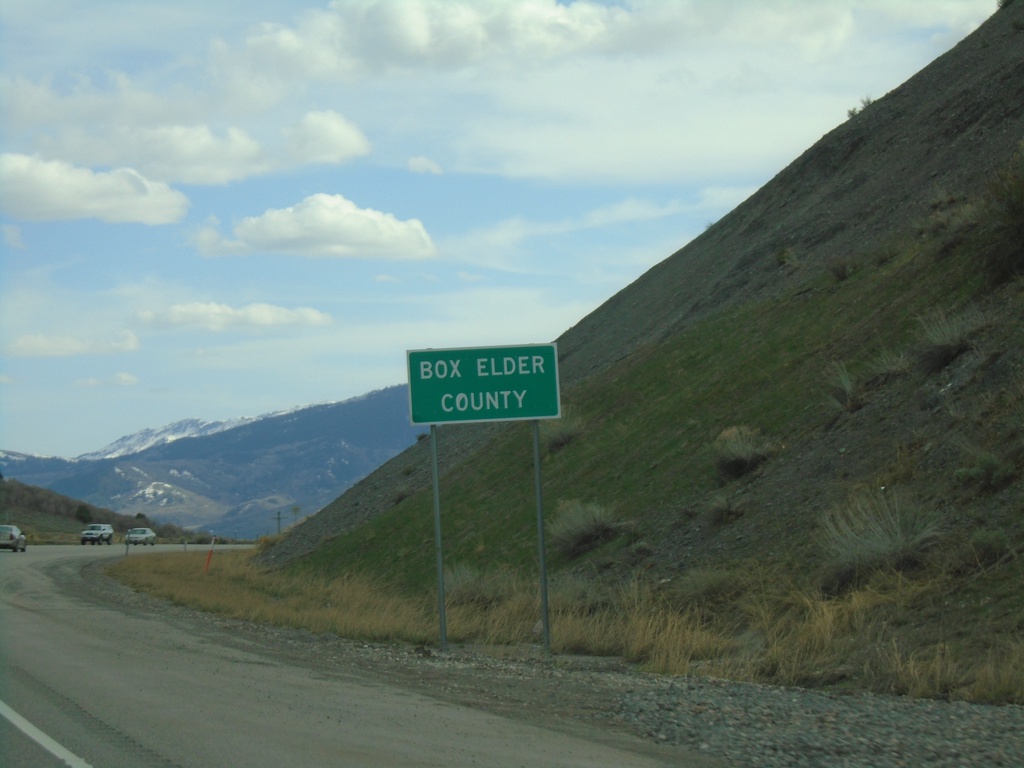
[{"left": 0, "top": 545, "right": 693, "bottom": 768}]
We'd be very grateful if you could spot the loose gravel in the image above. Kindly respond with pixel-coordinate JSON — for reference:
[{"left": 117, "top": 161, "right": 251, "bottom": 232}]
[{"left": 615, "top": 675, "right": 1023, "bottom": 768}]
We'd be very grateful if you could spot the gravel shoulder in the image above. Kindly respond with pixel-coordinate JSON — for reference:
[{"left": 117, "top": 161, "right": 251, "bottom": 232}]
[{"left": 82, "top": 561, "right": 1023, "bottom": 768}]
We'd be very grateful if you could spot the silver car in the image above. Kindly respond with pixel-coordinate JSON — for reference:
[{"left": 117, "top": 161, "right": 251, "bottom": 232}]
[
  {"left": 0, "top": 524, "right": 27, "bottom": 552},
  {"left": 126, "top": 527, "right": 157, "bottom": 546}
]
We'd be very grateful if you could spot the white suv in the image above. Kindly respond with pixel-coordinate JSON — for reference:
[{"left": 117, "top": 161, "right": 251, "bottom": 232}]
[{"left": 81, "top": 523, "right": 114, "bottom": 545}]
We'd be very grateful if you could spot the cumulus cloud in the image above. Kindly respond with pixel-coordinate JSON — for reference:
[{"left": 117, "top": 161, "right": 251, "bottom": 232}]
[
  {"left": 138, "top": 301, "right": 332, "bottom": 331},
  {"left": 196, "top": 193, "right": 436, "bottom": 259},
  {"left": 408, "top": 155, "right": 443, "bottom": 174},
  {"left": 0, "top": 154, "right": 188, "bottom": 224},
  {"left": 8, "top": 330, "right": 139, "bottom": 357},
  {"left": 230, "top": 0, "right": 973, "bottom": 79},
  {"left": 237, "top": 0, "right": 631, "bottom": 78},
  {"left": 46, "top": 114, "right": 372, "bottom": 185},
  {"left": 284, "top": 110, "right": 371, "bottom": 165},
  {"left": 3, "top": 1, "right": 993, "bottom": 190},
  {"left": 61, "top": 124, "right": 270, "bottom": 185},
  {"left": 8, "top": 69, "right": 371, "bottom": 184},
  {"left": 74, "top": 372, "right": 139, "bottom": 388}
]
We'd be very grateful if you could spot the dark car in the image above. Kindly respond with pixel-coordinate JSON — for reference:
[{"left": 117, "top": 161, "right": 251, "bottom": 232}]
[{"left": 0, "top": 524, "right": 27, "bottom": 552}]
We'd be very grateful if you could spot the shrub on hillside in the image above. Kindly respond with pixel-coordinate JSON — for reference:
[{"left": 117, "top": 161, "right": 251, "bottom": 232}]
[
  {"left": 541, "top": 408, "right": 584, "bottom": 453},
  {"left": 978, "top": 144, "right": 1024, "bottom": 283},
  {"left": 916, "top": 306, "right": 986, "bottom": 373},
  {"left": 826, "top": 256, "right": 855, "bottom": 282},
  {"left": 825, "top": 360, "right": 864, "bottom": 412},
  {"left": 867, "top": 347, "right": 910, "bottom": 381},
  {"left": 547, "top": 572, "right": 614, "bottom": 613},
  {"left": 548, "top": 499, "right": 620, "bottom": 558},
  {"left": 818, "top": 492, "right": 944, "bottom": 592},
  {"left": 712, "top": 426, "right": 777, "bottom": 480},
  {"left": 953, "top": 439, "right": 1018, "bottom": 492},
  {"left": 663, "top": 567, "right": 749, "bottom": 610},
  {"left": 443, "top": 563, "right": 517, "bottom": 607},
  {"left": 705, "top": 493, "right": 744, "bottom": 528},
  {"left": 968, "top": 529, "right": 1012, "bottom": 569}
]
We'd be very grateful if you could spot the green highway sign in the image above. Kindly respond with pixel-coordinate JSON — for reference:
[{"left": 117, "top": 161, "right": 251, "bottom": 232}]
[{"left": 407, "top": 343, "right": 560, "bottom": 425}]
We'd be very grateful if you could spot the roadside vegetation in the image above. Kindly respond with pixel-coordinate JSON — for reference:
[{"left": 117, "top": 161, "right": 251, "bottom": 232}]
[
  {"left": 111, "top": 547, "right": 1023, "bottom": 704},
  {"left": 107, "top": 148, "right": 1024, "bottom": 704}
]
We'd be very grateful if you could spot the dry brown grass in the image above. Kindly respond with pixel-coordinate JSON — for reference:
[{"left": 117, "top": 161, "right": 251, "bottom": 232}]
[
  {"left": 110, "top": 551, "right": 438, "bottom": 643},
  {"left": 108, "top": 550, "right": 1024, "bottom": 703}
]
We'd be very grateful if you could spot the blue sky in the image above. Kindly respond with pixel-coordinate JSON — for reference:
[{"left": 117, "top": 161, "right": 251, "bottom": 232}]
[{"left": 0, "top": 0, "right": 995, "bottom": 457}]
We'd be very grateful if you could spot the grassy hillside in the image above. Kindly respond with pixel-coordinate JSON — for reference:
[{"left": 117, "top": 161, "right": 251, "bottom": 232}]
[
  {"left": 296, "top": 151, "right": 1022, "bottom": 586},
  {"left": 247, "top": 148, "right": 1023, "bottom": 701},
  {"left": 0, "top": 476, "right": 205, "bottom": 544}
]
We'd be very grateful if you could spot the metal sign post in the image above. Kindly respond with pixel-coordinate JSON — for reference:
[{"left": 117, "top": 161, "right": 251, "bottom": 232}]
[
  {"left": 430, "top": 424, "right": 448, "bottom": 653},
  {"left": 407, "top": 343, "right": 560, "bottom": 654},
  {"left": 532, "top": 420, "right": 551, "bottom": 654}
]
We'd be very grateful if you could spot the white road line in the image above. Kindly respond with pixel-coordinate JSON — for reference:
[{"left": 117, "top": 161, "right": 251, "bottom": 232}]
[{"left": 0, "top": 699, "right": 93, "bottom": 768}]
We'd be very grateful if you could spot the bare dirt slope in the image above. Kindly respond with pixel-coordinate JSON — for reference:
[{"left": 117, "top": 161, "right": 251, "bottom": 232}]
[{"left": 262, "top": 3, "right": 1024, "bottom": 569}]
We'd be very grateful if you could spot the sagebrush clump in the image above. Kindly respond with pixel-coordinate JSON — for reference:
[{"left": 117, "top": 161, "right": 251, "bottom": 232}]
[
  {"left": 548, "top": 499, "right": 621, "bottom": 558},
  {"left": 978, "top": 144, "right": 1024, "bottom": 283},
  {"left": 818, "top": 492, "right": 944, "bottom": 591},
  {"left": 712, "top": 426, "right": 777, "bottom": 480},
  {"left": 916, "top": 306, "right": 985, "bottom": 373}
]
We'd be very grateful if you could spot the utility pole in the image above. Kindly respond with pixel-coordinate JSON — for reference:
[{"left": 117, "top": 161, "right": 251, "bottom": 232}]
[{"left": 273, "top": 509, "right": 286, "bottom": 535}]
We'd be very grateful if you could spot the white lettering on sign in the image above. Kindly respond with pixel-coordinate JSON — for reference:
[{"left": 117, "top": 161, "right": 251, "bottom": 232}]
[
  {"left": 419, "top": 359, "right": 462, "bottom": 379},
  {"left": 475, "top": 355, "right": 546, "bottom": 376},
  {"left": 441, "top": 390, "right": 527, "bottom": 413}
]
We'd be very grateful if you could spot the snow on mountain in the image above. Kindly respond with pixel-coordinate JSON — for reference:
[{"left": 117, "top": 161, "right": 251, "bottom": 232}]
[
  {"left": 1, "top": 385, "right": 421, "bottom": 538},
  {"left": 75, "top": 416, "right": 257, "bottom": 460},
  {"left": 73, "top": 396, "right": 368, "bottom": 461}
]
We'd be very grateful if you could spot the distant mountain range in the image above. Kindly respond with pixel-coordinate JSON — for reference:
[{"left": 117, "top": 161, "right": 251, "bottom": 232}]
[
  {"left": 0, "top": 385, "right": 423, "bottom": 538},
  {"left": 75, "top": 415, "right": 260, "bottom": 460}
]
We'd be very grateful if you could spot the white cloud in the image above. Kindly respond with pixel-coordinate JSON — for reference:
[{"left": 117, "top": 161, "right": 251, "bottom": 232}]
[
  {"left": 50, "top": 124, "right": 269, "bottom": 185},
  {"left": 236, "top": 0, "right": 630, "bottom": 78},
  {"left": 8, "top": 330, "right": 139, "bottom": 357},
  {"left": 0, "top": 154, "right": 189, "bottom": 224},
  {"left": 367, "top": 285, "right": 595, "bottom": 352},
  {"left": 2, "top": 224, "right": 25, "bottom": 249},
  {"left": 230, "top": 1, "right": 991, "bottom": 80},
  {"left": 196, "top": 193, "right": 436, "bottom": 258},
  {"left": 6, "top": 82, "right": 370, "bottom": 184},
  {"left": 75, "top": 372, "right": 140, "bottom": 388},
  {"left": 408, "top": 155, "right": 443, "bottom": 174},
  {"left": 1, "top": 1, "right": 995, "bottom": 190},
  {"left": 442, "top": 195, "right": 692, "bottom": 269},
  {"left": 284, "top": 110, "right": 371, "bottom": 165},
  {"left": 138, "top": 301, "right": 332, "bottom": 331}
]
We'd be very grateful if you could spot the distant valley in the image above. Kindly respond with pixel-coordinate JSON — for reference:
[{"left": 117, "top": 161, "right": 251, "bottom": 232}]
[{"left": 0, "top": 385, "right": 422, "bottom": 538}]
